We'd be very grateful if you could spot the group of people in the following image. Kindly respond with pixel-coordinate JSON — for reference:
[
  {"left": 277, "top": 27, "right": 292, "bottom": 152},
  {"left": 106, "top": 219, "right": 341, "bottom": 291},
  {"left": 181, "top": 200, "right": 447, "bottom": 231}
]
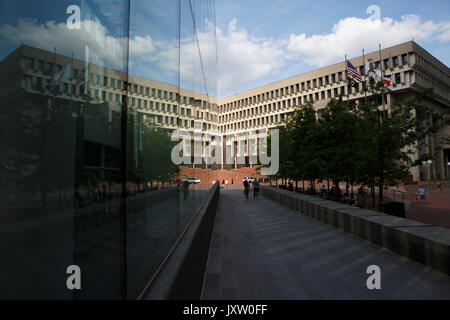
[
  {"left": 415, "top": 181, "right": 444, "bottom": 202},
  {"left": 221, "top": 179, "right": 233, "bottom": 187},
  {"left": 243, "top": 178, "right": 260, "bottom": 200}
]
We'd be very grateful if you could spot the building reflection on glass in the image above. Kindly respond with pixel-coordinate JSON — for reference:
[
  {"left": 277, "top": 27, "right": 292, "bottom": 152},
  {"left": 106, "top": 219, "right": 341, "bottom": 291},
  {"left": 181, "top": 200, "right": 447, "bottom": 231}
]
[{"left": 0, "top": 0, "right": 217, "bottom": 299}]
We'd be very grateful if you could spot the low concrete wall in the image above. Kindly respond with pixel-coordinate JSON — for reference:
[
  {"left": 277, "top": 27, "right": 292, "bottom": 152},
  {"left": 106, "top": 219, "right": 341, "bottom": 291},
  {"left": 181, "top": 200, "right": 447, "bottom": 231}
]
[
  {"left": 261, "top": 186, "right": 450, "bottom": 275},
  {"left": 143, "top": 182, "right": 220, "bottom": 300}
]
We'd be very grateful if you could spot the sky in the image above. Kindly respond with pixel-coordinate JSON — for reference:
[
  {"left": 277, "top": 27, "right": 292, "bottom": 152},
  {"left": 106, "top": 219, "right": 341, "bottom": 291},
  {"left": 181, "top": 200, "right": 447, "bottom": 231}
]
[
  {"left": 214, "top": 0, "right": 450, "bottom": 97},
  {"left": 0, "top": 0, "right": 449, "bottom": 98}
]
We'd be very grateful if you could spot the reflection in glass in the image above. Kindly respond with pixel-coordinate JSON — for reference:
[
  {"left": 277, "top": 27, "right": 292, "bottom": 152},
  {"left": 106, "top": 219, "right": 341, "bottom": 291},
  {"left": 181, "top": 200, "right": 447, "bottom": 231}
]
[{"left": 0, "top": 0, "right": 217, "bottom": 299}]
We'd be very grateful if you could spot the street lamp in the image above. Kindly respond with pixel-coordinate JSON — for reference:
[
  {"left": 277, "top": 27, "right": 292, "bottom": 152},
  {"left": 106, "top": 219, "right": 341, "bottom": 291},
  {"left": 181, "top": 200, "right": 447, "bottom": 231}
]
[{"left": 422, "top": 160, "right": 432, "bottom": 193}]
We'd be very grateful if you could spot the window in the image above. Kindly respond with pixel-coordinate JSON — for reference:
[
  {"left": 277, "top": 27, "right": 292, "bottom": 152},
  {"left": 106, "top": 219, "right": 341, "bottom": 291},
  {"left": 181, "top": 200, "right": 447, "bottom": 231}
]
[
  {"left": 395, "top": 73, "right": 401, "bottom": 83},
  {"left": 384, "top": 59, "right": 390, "bottom": 69},
  {"left": 393, "top": 56, "right": 399, "bottom": 67},
  {"left": 28, "top": 57, "right": 34, "bottom": 69},
  {"left": 104, "top": 76, "right": 108, "bottom": 86},
  {"left": 46, "top": 62, "right": 53, "bottom": 73},
  {"left": 402, "top": 54, "right": 408, "bottom": 65}
]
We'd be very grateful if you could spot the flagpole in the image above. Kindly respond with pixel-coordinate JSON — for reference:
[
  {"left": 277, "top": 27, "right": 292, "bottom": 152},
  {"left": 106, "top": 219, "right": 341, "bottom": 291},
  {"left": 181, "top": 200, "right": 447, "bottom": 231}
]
[
  {"left": 345, "top": 54, "right": 350, "bottom": 105},
  {"left": 70, "top": 52, "right": 74, "bottom": 111},
  {"left": 378, "top": 43, "right": 386, "bottom": 115},
  {"left": 362, "top": 48, "right": 367, "bottom": 104}
]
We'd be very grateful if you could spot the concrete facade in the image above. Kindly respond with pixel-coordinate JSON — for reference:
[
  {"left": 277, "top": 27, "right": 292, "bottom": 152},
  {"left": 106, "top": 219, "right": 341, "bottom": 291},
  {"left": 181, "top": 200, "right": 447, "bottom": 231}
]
[
  {"left": 3, "top": 41, "right": 450, "bottom": 181},
  {"left": 218, "top": 41, "right": 450, "bottom": 181}
]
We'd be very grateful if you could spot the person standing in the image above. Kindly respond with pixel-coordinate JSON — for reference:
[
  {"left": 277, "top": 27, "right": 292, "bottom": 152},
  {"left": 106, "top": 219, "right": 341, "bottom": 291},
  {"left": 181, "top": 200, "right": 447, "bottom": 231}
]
[
  {"left": 437, "top": 181, "right": 442, "bottom": 192},
  {"left": 253, "top": 178, "right": 260, "bottom": 199},
  {"left": 225, "top": 180, "right": 229, "bottom": 188},
  {"left": 182, "top": 180, "right": 190, "bottom": 200},
  {"left": 243, "top": 180, "right": 250, "bottom": 200},
  {"left": 418, "top": 186, "right": 426, "bottom": 201}
]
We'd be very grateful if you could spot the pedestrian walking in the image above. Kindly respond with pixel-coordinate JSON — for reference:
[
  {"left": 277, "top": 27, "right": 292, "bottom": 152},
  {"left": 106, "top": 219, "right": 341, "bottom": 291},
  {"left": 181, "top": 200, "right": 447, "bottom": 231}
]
[
  {"left": 253, "top": 178, "right": 260, "bottom": 199},
  {"left": 225, "top": 180, "right": 228, "bottom": 188},
  {"left": 437, "top": 181, "right": 442, "bottom": 192}
]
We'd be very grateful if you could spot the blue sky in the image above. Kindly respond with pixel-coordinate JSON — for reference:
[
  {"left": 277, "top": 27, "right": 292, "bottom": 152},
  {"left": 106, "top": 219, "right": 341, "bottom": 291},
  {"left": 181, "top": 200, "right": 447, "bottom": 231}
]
[
  {"left": 0, "top": 0, "right": 449, "bottom": 98},
  {"left": 214, "top": 0, "right": 450, "bottom": 97}
]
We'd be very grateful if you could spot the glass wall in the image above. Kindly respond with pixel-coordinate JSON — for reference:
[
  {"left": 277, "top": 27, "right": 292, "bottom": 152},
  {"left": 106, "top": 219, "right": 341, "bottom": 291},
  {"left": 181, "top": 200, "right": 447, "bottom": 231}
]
[{"left": 0, "top": 0, "right": 217, "bottom": 299}]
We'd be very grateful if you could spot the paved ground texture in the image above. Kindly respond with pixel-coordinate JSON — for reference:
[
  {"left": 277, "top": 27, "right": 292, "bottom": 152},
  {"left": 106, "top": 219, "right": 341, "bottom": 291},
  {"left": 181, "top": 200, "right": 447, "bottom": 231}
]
[
  {"left": 406, "top": 189, "right": 450, "bottom": 229},
  {"left": 202, "top": 189, "right": 450, "bottom": 300}
]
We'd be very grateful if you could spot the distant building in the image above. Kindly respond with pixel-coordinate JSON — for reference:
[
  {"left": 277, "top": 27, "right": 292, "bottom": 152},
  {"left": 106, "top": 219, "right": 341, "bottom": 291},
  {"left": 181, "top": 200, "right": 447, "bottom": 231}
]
[
  {"left": 1, "top": 41, "right": 449, "bottom": 184},
  {"left": 218, "top": 41, "right": 450, "bottom": 181}
]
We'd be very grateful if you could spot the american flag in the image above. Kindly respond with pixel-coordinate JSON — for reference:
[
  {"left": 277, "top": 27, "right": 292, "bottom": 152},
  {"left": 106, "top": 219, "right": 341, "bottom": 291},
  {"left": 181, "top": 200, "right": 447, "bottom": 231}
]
[{"left": 347, "top": 61, "right": 362, "bottom": 83}]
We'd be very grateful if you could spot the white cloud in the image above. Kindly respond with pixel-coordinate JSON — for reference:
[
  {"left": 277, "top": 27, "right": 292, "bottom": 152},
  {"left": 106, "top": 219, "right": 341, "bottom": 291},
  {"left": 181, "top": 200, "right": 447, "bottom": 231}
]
[
  {"left": 287, "top": 14, "right": 450, "bottom": 66},
  {"left": 0, "top": 18, "right": 130, "bottom": 69},
  {"left": 1, "top": 14, "right": 449, "bottom": 98},
  {"left": 217, "top": 18, "right": 286, "bottom": 96},
  {"left": 129, "top": 35, "right": 156, "bottom": 56}
]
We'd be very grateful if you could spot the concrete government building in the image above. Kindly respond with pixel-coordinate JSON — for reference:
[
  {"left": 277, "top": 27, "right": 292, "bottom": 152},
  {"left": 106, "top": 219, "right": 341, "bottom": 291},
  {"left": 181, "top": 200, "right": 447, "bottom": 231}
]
[{"left": 1, "top": 41, "right": 449, "bottom": 183}]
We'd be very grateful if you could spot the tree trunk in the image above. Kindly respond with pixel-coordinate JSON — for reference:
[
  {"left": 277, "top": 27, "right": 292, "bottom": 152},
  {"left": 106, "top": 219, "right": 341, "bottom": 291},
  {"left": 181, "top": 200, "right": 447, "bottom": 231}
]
[
  {"left": 372, "top": 185, "right": 375, "bottom": 207},
  {"left": 378, "top": 182, "right": 384, "bottom": 204}
]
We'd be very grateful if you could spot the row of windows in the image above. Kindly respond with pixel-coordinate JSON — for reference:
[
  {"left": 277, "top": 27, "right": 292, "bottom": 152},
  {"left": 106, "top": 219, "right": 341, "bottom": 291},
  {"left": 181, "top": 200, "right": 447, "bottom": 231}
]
[
  {"left": 220, "top": 113, "right": 288, "bottom": 132},
  {"left": 23, "top": 56, "right": 217, "bottom": 112},
  {"left": 220, "top": 70, "right": 410, "bottom": 122},
  {"left": 220, "top": 73, "right": 346, "bottom": 112},
  {"left": 219, "top": 54, "right": 412, "bottom": 113},
  {"left": 416, "top": 55, "right": 450, "bottom": 85},
  {"left": 220, "top": 87, "right": 350, "bottom": 123},
  {"left": 24, "top": 74, "right": 221, "bottom": 124}
]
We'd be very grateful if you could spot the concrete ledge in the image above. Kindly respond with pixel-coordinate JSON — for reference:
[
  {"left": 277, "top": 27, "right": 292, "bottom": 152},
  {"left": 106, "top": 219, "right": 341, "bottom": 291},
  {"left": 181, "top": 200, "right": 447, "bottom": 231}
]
[
  {"left": 142, "top": 182, "right": 220, "bottom": 300},
  {"left": 261, "top": 186, "right": 450, "bottom": 275}
]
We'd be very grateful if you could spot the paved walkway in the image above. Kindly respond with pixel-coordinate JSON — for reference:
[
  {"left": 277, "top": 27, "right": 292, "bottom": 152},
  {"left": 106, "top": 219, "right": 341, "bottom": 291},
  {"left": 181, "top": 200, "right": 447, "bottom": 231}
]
[
  {"left": 406, "top": 189, "right": 450, "bottom": 229},
  {"left": 202, "top": 189, "right": 450, "bottom": 300}
]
